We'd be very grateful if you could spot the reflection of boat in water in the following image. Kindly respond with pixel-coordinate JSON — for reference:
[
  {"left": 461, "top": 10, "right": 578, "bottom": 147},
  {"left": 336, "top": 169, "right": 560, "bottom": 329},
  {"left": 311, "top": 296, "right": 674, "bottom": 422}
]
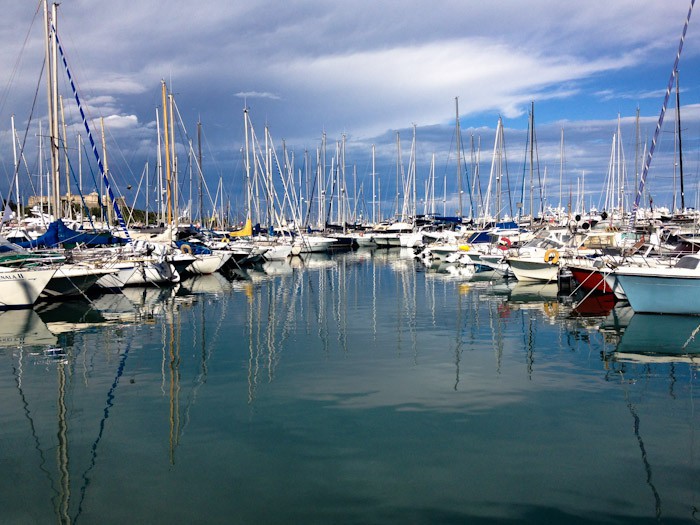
[
  {"left": 508, "top": 282, "right": 558, "bottom": 303},
  {"left": 289, "top": 253, "right": 337, "bottom": 270},
  {"left": 424, "top": 262, "right": 475, "bottom": 281},
  {"left": 613, "top": 314, "right": 700, "bottom": 364},
  {"left": 598, "top": 303, "right": 634, "bottom": 334},
  {"left": 180, "top": 273, "right": 234, "bottom": 295},
  {"left": 34, "top": 299, "right": 108, "bottom": 336},
  {"left": 0, "top": 308, "right": 57, "bottom": 347},
  {"left": 261, "top": 260, "right": 294, "bottom": 276},
  {"left": 88, "top": 287, "right": 177, "bottom": 322},
  {"left": 572, "top": 293, "right": 616, "bottom": 317}
]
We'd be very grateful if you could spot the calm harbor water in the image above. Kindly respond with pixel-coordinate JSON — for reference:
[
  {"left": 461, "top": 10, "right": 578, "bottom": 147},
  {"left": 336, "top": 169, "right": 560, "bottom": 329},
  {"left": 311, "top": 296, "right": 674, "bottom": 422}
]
[{"left": 1, "top": 248, "right": 698, "bottom": 524}]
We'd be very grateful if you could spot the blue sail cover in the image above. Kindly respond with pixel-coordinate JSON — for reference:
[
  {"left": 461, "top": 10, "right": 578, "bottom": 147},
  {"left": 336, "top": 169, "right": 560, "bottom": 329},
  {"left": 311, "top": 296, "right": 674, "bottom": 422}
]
[
  {"left": 8, "top": 219, "right": 126, "bottom": 250},
  {"left": 174, "top": 240, "right": 212, "bottom": 255}
]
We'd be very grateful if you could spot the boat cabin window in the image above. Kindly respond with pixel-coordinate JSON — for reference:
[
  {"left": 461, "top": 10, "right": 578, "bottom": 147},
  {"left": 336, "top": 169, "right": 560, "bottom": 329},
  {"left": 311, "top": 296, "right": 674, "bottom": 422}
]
[{"left": 676, "top": 256, "right": 700, "bottom": 270}]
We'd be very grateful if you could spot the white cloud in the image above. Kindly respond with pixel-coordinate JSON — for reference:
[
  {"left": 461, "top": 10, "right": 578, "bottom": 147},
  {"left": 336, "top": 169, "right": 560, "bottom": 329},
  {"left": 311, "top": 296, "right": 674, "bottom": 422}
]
[{"left": 235, "top": 91, "right": 281, "bottom": 100}]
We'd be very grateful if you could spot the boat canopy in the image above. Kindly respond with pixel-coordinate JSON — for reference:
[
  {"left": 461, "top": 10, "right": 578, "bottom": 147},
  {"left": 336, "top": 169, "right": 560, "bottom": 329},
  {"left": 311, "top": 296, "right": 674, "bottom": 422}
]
[{"left": 8, "top": 219, "right": 127, "bottom": 250}]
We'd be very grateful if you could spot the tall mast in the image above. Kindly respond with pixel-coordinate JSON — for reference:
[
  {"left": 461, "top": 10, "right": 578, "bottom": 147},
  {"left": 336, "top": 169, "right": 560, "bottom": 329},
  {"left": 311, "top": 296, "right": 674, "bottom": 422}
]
[
  {"left": 11, "top": 115, "right": 19, "bottom": 220},
  {"left": 161, "top": 80, "right": 172, "bottom": 226},
  {"left": 197, "top": 119, "right": 203, "bottom": 224},
  {"left": 456, "top": 97, "right": 463, "bottom": 218},
  {"left": 395, "top": 131, "right": 400, "bottom": 218},
  {"left": 634, "top": 107, "right": 640, "bottom": 209},
  {"left": 371, "top": 143, "right": 376, "bottom": 224},
  {"left": 676, "top": 69, "right": 685, "bottom": 211},
  {"left": 60, "top": 95, "right": 71, "bottom": 219},
  {"left": 243, "top": 107, "right": 252, "bottom": 223},
  {"left": 44, "top": 1, "right": 60, "bottom": 218},
  {"left": 558, "top": 128, "right": 564, "bottom": 213},
  {"left": 169, "top": 92, "right": 178, "bottom": 226},
  {"left": 100, "top": 117, "right": 112, "bottom": 226},
  {"left": 155, "top": 107, "right": 163, "bottom": 224},
  {"left": 411, "top": 124, "right": 417, "bottom": 221},
  {"left": 529, "top": 102, "right": 535, "bottom": 221},
  {"left": 630, "top": 0, "right": 695, "bottom": 231}
]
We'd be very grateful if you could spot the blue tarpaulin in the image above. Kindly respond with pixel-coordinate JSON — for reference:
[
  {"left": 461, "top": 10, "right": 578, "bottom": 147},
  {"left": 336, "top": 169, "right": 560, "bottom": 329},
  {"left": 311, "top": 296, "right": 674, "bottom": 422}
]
[{"left": 8, "top": 219, "right": 127, "bottom": 251}]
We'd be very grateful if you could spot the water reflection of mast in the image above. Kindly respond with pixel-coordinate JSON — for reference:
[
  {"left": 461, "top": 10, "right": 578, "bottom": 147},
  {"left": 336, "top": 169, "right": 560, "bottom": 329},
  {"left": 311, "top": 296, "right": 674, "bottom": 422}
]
[
  {"left": 167, "top": 303, "right": 181, "bottom": 465},
  {"left": 621, "top": 374, "right": 663, "bottom": 520},
  {"left": 247, "top": 284, "right": 259, "bottom": 404},
  {"left": 372, "top": 253, "right": 378, "bottom": 339},
  {"left": 12, "top": 350, "right": 55, "bottom": 496},
  {"left": 57, "top": 361, "right": 70, "bottom": 524},
  {"left": 394, "top": 257, "right": 417, "bottom": 360},
  {"left": 454, "top": 287, "right": 463, "bottom": 390},
  {"left": 75, "top": 334, "right": 133, "bottom": 522},
  {"left": 182, "top": 289, "right": 229, "bottom": 432},
  {"left": 335, "top": 257, "right": 348, "bottom": 354},
  {"left": 317, "top": 265, "right": 330, "bottom": 355}
]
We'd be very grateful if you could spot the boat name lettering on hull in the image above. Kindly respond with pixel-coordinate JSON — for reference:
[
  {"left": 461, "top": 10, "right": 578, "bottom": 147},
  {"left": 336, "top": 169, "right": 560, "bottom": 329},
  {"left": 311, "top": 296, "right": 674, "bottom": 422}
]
[{"left": 0, "top": 273, "right": 25, "bottom": 281}]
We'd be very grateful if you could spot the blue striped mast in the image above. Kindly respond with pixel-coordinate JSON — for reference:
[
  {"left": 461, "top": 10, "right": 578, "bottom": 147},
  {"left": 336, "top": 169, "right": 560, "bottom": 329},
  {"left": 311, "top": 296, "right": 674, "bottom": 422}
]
[
  {"left": 629, "top": 0, "right": 695, "bottom": 231},
  {"left": 50, "top": 20, "right": 131, "bottom": 243}
]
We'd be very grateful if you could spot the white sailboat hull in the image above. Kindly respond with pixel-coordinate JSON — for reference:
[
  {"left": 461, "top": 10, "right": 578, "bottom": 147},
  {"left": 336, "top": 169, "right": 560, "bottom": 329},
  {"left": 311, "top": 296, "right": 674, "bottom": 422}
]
[{"left": 0, "top": 267, "right": 57, "bottom": 307}]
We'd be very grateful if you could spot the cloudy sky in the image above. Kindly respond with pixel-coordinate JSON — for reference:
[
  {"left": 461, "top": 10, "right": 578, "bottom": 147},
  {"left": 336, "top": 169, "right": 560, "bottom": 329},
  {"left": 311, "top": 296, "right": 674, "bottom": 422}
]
[{"left": 1, "top": 0, "right": 700, "bottom": 222}]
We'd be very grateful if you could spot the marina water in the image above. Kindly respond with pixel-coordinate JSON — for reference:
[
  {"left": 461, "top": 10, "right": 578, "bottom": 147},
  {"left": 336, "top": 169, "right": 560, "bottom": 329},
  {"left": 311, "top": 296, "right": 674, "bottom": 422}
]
[{"left": 0, "top": 248, "right": 698, "bottom": 524}]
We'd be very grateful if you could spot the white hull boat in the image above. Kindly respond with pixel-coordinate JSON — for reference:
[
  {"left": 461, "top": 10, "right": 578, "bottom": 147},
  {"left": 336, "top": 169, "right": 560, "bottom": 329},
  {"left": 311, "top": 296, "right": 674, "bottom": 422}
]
[
  {"left": 42, "top": 264, "right": 118, "bottom": 298},
  {"left": 186, "top": 251, "right": 232, "bottom": 275},
  {"left": 0, "top": 267, "right": 57, "bottom": 307}
]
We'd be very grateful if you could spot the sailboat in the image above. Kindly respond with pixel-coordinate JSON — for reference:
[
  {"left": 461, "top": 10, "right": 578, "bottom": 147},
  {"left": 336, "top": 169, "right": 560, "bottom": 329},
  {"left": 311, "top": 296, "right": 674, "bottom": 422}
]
[{"left": 0, "top": 265, "right": 57, "bottom": 307}]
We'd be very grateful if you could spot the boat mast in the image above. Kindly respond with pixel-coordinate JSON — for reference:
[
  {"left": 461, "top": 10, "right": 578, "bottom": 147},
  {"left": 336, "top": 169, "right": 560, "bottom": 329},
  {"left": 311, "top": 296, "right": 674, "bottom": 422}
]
[
  {"left": 395, "top": 131, "right": 400, "bottom": 219},
  {"left": 634, "top": 107, "right": 640, "bottom": 212},
  {"left": 243, "top": 106, "right": 252, "bottom": 225},
  {"left": 676, "top": 69, "right": 685, "bottom": 211},
  {"left": 11, "top": 115, "right": 19, "bottom": 220},
  {"left": 169, "top": 92, "right": 178, "bottom": 226},
  {"left": 161, "top": 80, "right": 172, "bottom": 226},
  {"left": 456, "top": 97, "right": 463, "bottom": 219},
  {"left": 43, "top": 1, "right": 60, "bottom": 218},
  {"left": 371, "top": 143, "right": 376, "bottom": 224},
  {"left": 558, "top": 128, "right": 564, "bottom": 214},
  {"left": 100, "top": 117, "right": 112, "bottom": 226},
  {"left": 197, "top": 119, "right": 203, "bottom": 224},
  {"left": 630, "top": 0, "right": 695, "bottom": 230},
  {"left": 59, "top": 96, "right": 71, "bottom": 220},
  {"left": 529, "top": 102, "right": 535, "bottom": 222},
  {"left": 155, "top": 107, "right": 163, "bottom": 224}
]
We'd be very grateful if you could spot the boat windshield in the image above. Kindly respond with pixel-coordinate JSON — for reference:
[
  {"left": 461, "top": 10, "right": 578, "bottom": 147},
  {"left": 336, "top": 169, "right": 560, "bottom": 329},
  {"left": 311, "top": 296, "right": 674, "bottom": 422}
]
[{"left": 675, "top": 256, "right": 700, "bottom": 270}]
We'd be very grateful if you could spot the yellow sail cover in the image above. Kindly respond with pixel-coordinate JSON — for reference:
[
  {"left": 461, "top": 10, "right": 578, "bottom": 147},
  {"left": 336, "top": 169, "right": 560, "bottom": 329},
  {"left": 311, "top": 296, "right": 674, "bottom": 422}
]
[{"left": 228, "top": 218, "right": 252, "bottom": 237}]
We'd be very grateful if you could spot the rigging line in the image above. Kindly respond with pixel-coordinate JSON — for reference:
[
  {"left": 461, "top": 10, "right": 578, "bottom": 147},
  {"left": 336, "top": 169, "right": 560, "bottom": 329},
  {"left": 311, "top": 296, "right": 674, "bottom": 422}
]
[
  {"left": 630, "top": 0, "right": 695, "bottom": 231},
  {"left": 0, "top": 58, "right": 46, "bottom": 228},
  {"left": 0, "top": 1, "right": 42, "bottom": 117},
  {"left": 51, "top": 25, "right": 131, "bottom": 242},
  {"left": 73, "top": 338, "right": 132, "bottom": 524}
]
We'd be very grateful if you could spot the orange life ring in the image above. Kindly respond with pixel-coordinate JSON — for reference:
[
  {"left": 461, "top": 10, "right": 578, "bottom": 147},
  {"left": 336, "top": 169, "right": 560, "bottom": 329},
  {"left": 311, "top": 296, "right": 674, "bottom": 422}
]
[{"left": 544, "top": 248, "right": 560, "bottom": 264}]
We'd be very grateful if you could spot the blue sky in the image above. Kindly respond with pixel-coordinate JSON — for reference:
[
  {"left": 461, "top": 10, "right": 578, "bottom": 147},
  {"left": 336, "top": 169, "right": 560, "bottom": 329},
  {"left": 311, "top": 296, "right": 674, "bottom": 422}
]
[{"left": 1, "top": 1, "right": 699, "bottom": 222}]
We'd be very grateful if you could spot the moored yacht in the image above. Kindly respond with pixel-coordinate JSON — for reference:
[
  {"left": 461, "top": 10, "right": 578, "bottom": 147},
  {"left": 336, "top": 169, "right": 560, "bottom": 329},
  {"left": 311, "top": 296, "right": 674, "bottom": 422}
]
[{"left": 613, "top": 253, "right": 700, "bottom": 315}]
